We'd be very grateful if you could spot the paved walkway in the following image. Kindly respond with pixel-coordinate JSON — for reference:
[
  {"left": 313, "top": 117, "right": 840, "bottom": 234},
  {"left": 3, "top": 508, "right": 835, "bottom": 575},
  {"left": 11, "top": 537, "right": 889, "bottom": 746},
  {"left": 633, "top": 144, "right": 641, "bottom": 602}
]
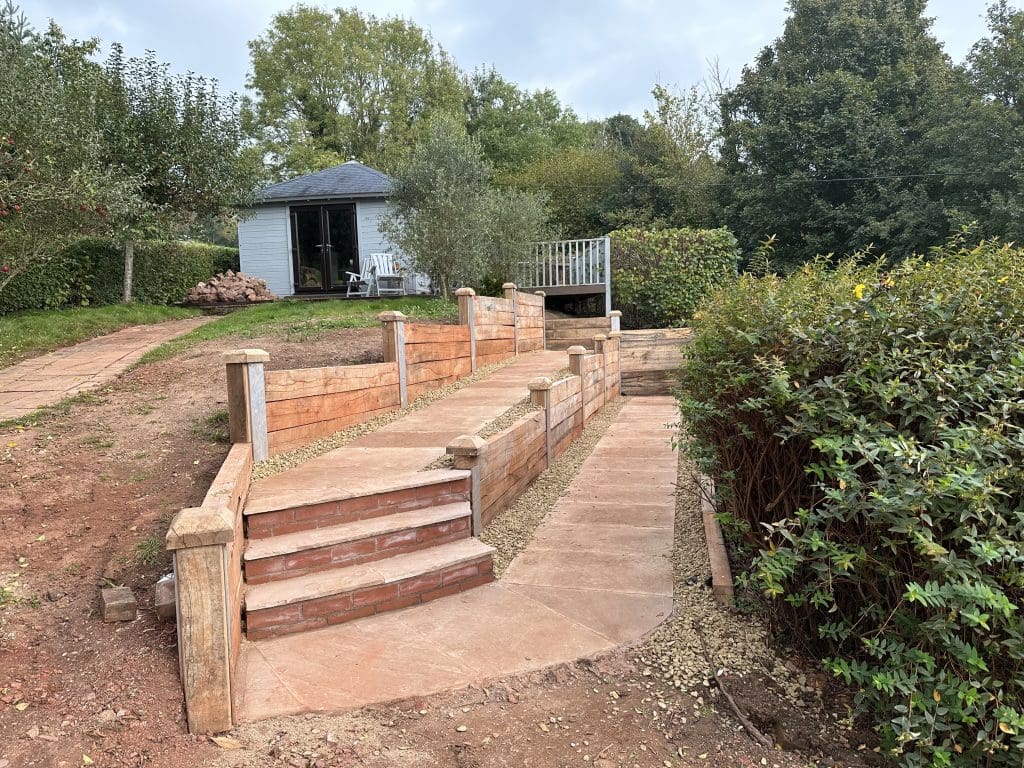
[
  {"left": 245, "top": 350, "right": 568, "bottom": 514},
  {"left": 236, "top": 396, "right": 678, "bottom": 721},
  {"left": 0, "top": 317, "right": 211, "bottom": 421}
]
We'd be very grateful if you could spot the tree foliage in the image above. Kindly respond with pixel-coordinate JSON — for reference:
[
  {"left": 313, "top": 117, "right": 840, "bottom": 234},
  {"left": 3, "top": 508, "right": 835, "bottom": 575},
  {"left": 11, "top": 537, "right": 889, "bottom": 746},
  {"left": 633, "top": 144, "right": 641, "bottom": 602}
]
[{"left": 247, "top": 5, "right": 463, "bottom": 177}]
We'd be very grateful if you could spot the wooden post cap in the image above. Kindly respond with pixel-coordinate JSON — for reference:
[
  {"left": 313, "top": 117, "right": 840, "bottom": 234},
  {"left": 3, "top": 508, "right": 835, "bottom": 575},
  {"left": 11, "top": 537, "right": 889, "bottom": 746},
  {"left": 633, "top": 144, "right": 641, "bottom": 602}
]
[
  {"left": 534, "top": 291, "right": 546, "bottom": 297},
  {"left": 609, "top": 310, "right": 622, "bottom": 318},
  {"left": 454, "top": 287, "right": 476, "bottom": 297},
  {"left": 446, "top": 434, "right": 487, "bottom": 457},
  {"left": 608, "top": 330, "right": 622, "bottom": 338},
  {"left": 593, "top": 334, "right": 607, "bottom": 342},
  {"left": 502, "top": 282, "right": 517, "bottom": 290},
  {"left": 222, "top": 349, "right": 269, "bottom": 364},
  {"left": 378, "top": 310, "right": 407, "bottom": 322},
  {"left": 566, "top": 345, "right": 587, "bottom": 355},
  {"left": 527, "top": 376, "right": 553, "bottom": 391},
  {"left": 165, "top": 506, "right": 234, "bottom": 550}
]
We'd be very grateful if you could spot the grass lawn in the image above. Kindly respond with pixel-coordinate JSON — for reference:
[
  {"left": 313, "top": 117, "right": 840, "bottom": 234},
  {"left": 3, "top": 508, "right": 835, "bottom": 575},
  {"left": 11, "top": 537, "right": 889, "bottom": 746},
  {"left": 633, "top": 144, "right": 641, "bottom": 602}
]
[
  {"left": 0, "top": 304, "right": 200, "bottom": 369},
  {"left": 137, "top": 297, "right": 457, "bottom": 365}
]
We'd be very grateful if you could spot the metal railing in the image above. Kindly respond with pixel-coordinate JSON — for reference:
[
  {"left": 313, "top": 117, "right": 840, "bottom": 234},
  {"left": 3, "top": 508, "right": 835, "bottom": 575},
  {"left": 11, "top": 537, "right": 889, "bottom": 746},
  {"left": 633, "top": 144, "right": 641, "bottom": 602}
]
[{"left": 517, "top": 237, "right": 612, "bottom": 315}]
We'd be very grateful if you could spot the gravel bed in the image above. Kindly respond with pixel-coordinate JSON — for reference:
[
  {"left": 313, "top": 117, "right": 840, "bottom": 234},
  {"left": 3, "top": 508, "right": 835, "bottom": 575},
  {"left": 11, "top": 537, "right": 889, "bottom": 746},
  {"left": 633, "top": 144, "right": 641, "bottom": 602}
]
[
  {"left": 481, "top": 395, "right": 626, "bottom": 575},
  {"left": 636, "top": 453, "right": 801, "bottom": 698},
  {"left": 251, "top": 357, "right": 518, "bottom": 481}
]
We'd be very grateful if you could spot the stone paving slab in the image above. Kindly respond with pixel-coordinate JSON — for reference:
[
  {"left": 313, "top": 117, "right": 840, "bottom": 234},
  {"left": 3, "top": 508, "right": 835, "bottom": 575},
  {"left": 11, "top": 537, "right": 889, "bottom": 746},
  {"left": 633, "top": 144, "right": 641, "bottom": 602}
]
[
  {"left": 236, "top": 395, "right": 680, "bottom": 722},
  {"left": 0, "top": 317, "right": 211, "bottom": 421}
]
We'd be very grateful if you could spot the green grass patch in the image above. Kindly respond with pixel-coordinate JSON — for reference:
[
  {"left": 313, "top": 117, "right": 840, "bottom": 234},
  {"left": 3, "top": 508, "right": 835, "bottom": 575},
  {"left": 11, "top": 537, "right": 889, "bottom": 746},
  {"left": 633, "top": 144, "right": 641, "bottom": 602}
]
[
  {"left": 138, "top": 297, "right": 457, "bottom": 365},
  {"left": 0, "top": 304, "right": 199, "bottom": 369}
]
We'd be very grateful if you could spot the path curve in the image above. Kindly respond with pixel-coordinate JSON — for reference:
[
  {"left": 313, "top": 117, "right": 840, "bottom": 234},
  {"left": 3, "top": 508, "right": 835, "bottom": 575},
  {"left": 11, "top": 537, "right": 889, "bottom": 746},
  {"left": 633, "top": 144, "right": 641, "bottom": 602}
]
[
  {"left": 0, "top": 317, "right": 211, "bottom": 421},
  {"left": 236, "top": 396, "right": 678, "bottom": 721}
]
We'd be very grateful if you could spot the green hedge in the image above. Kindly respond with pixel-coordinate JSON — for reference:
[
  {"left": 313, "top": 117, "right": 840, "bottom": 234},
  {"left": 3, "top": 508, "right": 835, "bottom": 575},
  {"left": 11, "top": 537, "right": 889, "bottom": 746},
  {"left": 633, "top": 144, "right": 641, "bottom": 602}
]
[
  {"left": 0, "top": 238, "right": 239, "bottom": 314},
  {"left": 609, "top": 227, "right": 739, "bottom": 329},
  {"left": 677, "top": 239, "right": 1024, "bottom": 766}
]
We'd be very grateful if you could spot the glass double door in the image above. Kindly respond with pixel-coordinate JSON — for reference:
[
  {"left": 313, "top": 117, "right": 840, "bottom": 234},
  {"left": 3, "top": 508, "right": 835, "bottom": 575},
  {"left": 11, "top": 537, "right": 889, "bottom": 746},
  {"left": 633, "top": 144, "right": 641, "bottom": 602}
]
[{"left": 290, "top": 204, "right": 358, "bottom": 292}]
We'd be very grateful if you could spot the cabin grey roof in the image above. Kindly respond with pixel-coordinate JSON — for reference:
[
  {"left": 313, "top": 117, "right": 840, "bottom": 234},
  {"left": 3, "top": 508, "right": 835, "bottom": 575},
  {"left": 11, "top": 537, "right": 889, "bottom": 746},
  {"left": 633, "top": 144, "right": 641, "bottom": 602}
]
[{"left": 257, "top": 161, "right": 392, "bottom": 203}]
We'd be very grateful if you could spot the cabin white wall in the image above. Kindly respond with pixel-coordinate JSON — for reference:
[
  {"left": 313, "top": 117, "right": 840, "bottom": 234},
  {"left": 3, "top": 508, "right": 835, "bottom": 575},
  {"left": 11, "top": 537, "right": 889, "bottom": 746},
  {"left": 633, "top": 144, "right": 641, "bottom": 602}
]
[
  {"left": 238, "top": 206, "right": 293, "bottom": 297},
  {"left": 356, "top": 200, "right": 424, "bottom": 293}
]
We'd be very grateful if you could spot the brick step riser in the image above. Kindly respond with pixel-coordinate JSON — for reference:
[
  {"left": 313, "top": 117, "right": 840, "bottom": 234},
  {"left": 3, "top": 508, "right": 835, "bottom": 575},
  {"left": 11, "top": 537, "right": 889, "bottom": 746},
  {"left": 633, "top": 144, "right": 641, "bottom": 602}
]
[
  {"left": 245, "top": 555, "right": 494, "bottom": 640},
  {"left": 245, "top": 517, "right": 471, "bottom": 585},
  {"left": 246, "top": 479, "right": 470, "bottom": 540}
]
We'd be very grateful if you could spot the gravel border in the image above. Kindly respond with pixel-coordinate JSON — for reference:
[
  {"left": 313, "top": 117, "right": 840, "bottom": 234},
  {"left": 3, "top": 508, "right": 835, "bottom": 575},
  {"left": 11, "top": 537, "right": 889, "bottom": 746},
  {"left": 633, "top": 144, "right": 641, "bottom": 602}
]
[
  {"left": 251, "top": 357, "right": 519, "bottom": 481},
  {"left": 481, "top": 395, "right": 626, "bottom": 575}
]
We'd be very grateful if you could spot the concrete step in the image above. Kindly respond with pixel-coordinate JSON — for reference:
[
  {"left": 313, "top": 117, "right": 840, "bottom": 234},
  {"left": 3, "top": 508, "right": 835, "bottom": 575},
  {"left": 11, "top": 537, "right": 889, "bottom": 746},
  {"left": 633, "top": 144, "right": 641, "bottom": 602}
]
[
  {"left": 244, "top": 469, "right": 471, "bottom": 540},
  {"left": 245, "top": 538, "right": 495, "bottom": 640},
  {"left": 244, "top": 502, "right": 472, "bottom": 584}
]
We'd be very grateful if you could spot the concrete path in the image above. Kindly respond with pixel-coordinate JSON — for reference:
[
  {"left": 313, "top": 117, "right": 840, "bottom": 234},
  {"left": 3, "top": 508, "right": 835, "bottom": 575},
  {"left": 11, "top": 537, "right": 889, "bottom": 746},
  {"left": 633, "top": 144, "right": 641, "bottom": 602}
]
[
  {"left": 236, "top": 396, "right": 678, "bottom": 721},
  {"left": 0, "top": 317, "right": 210, "bottom": 421},
  {"left": 245, "top": 350, "right": 567, "bottom": 514}
]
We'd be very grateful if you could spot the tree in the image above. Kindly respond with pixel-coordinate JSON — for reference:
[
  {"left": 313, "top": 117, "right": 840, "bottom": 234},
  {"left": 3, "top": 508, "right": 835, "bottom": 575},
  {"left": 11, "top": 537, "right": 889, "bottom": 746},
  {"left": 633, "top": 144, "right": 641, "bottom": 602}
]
[
  {"left": 464, "top": 67, "right": 588, "bottom": 175},
  {"left": 247, "top": 5, "right": 464, "bottom": 177},
  {"left": 382, "top": 115, "right": 548, "bottom": 297},
  {"left": 969, "top": 0, "right": 1024, "bottom": 117},
  {"left": 718, "top": 0, "right": 965, "bottom": 268},
  {"left": 97, "top": 45, "right": 257, "bottom": 301},
  {"left": 0, "top": 3, "right": 139, "bottom": 296}
]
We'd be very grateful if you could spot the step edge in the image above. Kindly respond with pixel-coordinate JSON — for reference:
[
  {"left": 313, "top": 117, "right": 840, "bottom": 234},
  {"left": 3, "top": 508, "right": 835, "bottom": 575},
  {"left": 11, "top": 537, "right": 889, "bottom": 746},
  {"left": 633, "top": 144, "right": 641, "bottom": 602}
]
[
  {"left": 245, "top": 539, "right": 494, "bottom": 612},
  {"left": 244, "top": 468, "right": 471, "bottom": 517},
  {"left": 243, "top": 502, "right": 471, "bottom": 561}
]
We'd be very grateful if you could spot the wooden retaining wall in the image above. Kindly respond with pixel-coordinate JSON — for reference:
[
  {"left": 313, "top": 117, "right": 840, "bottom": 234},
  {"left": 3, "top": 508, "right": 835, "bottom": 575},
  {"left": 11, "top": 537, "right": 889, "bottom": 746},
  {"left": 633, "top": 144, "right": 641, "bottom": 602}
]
[
  {"left": 619, "top": 328, "right": 691, "bottom": 395},
  {"left": 476, "top": 411, "right": 547, "bottom": 527},
  {"left": 471, "top": 294, "right": 517, "bottom": 368},
  {"left": 404, "top": 323, "right": 472, "bottom": 403},
  {"left": 515, "top": 291, "right": 545, "bottom": 353}
]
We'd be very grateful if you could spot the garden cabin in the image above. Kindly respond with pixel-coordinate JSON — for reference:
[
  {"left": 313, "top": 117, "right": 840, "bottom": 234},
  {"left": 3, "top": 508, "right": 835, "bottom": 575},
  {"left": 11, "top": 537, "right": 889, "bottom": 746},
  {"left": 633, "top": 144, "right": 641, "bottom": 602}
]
[{"left": 238, "top": 161, "right": 418, "bottom": 297}]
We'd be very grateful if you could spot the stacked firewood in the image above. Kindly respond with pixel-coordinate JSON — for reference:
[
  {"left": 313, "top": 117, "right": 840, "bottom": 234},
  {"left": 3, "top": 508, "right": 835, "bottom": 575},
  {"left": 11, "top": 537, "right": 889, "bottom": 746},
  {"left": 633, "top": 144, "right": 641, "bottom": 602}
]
[{"left": 184, "top": 271, "right": 277, "bottom": 305}]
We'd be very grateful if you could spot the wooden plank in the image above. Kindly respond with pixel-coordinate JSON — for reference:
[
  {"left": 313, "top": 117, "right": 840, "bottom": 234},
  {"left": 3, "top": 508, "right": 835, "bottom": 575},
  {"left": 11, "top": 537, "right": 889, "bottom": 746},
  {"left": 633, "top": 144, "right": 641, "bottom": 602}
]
[
  {"left": 266, "top": 385, "right": 400, "bottom": 432},
  {"left": 267, "top": 405, "right": 398, "bottom": 454},
  {"left": 621, "top": 370, "right": 676, "bottom": 396},
  {"left": 473, "top": 323, "right": 516, "bottom": 341},
  {"left": 408, "top": 377, "right": 461, "bottom": 403},
  {"left": 476, "top": 338, "right": 515, "bottom": 358},
  {"left": 516, "top": 292, "right": 545, "bottom": 307},
  {"left": 476, "top": 352, "right": 513, "bottom": 368},
  {"left": 404, "top": 341, "right": 472, "bottom": 365},
  {"left": 472, "top": 296, "right": 513, "bottom": 314},
  {"left": 515, "top": 314, "right": 544, "bottom": 328},
  {"left": 407, "top": 356, "right": 472, "bottom": 386},
  {"left": 517, "top": 338, "right": 544, "bottom": 352},
  {"left": 546, "top": 318, "right": 611, "bottom": 330},
  {"left": 265, "top": 362, "right": 398, "bottom": 402},
  {"left": 550, "top": 391, "right": 583, "bottom": 426},
  {"left": 404, "top": 323, "right": 470, "bottom": 345},
  {"left": 473, "top": 309, "right": 515, "bottom": 327}
]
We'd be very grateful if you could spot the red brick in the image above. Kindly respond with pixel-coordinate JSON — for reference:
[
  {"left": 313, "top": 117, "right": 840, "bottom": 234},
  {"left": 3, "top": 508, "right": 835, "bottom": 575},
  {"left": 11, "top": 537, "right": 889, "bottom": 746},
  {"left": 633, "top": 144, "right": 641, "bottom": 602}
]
[
  {"left": 336, "top": 493, "right": 382, "bottom": 518},
  {"left": 301, "top": 592, "right": 353, "bottom": 618},
  {"left": 420, "top": 581, "right": 463, "bottom": 602},
  {"left": 399, "top": 571, "right": 442, "bottom": 596},
  {"left": 376, "top": 593, "right": 420, "bottom": 613},
  {"left": 246, "top": 509, "right": 294, "bottom": 538},
  {"left": 478, "top": 558, "right": 494, "bottom": 575},
  {"left": 284, "top": 548, "right": 332, "bottom": 571},
  {"left": 441, "top": 562, "right": 479, "bottom": 585},
  {"left": 245, "top": 603, "right": 301, "bottom": 629},
  {"left": 244, "top": 557, "right": 285, "bottom": 580},
  {"left": 378, "top": 529, "right": 418, "bottom": 550},
  {"left": 292, "top": 500, "right": 342, "bottom": 523},
  {"left": 351, "top": 583, "right": 399, "bottom": 608},
  {"left": 326, "top": 604, "right": 376, "bottom": 626},
  {"left": 330, "top": 538, "right": 378, "bottom": 564},
  {"left": 268, "top": 521, "right": 317, "bottom": 537},
  {"left": 247, "top": 617, "right": 326, "bottom": 640}
]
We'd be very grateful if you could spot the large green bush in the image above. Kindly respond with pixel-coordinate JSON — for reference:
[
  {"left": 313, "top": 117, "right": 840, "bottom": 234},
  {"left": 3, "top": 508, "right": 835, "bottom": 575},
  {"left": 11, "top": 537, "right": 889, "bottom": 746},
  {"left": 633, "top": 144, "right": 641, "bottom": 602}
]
[
  {"left": 609, "top": 227, "right": 739, "bottom": 328},
  {"left": 0, "top": 238, "right": 239, "bottom": 313},
  {"left": 678, "top": 238, "right": 1024, "bottom": 766}
]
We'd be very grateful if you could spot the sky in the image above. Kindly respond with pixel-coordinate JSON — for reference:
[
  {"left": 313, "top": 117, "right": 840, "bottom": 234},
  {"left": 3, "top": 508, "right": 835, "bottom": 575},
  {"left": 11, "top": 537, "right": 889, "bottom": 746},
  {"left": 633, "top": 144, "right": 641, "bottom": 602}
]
[{"left": 16, "top": 0, "right": 996, "bottom": 119}]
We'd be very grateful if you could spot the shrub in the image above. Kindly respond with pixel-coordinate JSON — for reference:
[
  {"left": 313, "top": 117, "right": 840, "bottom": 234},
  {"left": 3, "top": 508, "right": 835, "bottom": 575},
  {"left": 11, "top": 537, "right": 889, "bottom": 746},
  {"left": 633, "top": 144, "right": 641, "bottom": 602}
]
[
  {"left": 0, "top": 237, "right": 239, "bottom": 313},
  {"left": 609, "top": 227, "right": 739, "bottom": 329},
  {"left": 677, "top": 238, "right": 1024, "bottom": 766}
]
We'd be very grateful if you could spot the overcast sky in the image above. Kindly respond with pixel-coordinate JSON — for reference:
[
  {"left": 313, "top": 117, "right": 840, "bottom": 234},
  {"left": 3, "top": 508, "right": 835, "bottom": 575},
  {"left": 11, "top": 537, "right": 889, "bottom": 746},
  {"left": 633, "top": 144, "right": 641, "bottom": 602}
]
[{"left": 17, "top": 0, "right": 996, "bottom": 118}]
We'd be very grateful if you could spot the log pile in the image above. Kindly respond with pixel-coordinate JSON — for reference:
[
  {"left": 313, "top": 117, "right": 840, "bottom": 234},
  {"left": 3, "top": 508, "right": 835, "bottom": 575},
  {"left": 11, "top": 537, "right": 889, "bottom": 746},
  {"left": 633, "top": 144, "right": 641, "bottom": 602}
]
[{"left": 184, "top": 271, "right": 277, "bottom": 305}]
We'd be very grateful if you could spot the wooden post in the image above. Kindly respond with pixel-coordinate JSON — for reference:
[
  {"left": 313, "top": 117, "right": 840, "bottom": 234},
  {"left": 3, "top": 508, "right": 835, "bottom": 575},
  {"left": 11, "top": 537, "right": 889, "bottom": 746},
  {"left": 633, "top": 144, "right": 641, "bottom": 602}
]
[
  {"left": 593, "top": 333, "right": 607, "bottom": 356},
  {"left": 536, "top": 291, "right": 546, "bottom": 350},
  {"left": 568, "top": 345, "right": 587, "bottom": 424},
  {"left": 528, "top": 376, "right": 553, "bottom": 468},
  {"left": 379, "top": 311, "right": 408, "bottom": 407},
  {"left": 609, "top": 310, "right": 622, "bottom": 332},
  {"left": 447, "top": 434, "right": 486, "bottom": 534},
  {"left": 503, "top": 282, "right": 518, "bottom": 356},
  {"left": 608, "top": 330, "right": 622, "bottom": 397},
  {"left": 223, "top": 349, "right": 269, "bottom": 462},
  {"left": 593, "top": 335, "right": 607, "bottom": 411},
  {"left": 166, "top": 505, "right": 235, "bottom": 733},
  {"left": 456, "top": 287, "right": 477, "bottom": 371}
]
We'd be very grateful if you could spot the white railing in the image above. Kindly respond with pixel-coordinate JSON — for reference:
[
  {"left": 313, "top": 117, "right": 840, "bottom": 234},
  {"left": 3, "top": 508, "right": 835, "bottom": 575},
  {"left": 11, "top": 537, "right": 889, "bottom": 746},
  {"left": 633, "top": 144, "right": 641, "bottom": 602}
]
[{"left": 518, "top": 237, "right": 610, "bottom": 288}]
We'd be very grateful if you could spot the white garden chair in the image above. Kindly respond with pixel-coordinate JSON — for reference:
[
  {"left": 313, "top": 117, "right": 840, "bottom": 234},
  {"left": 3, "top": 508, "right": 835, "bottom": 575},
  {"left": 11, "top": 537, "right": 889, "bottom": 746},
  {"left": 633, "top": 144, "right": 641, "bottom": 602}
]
[
  {"left": 345, "top": 262, "right": 374, "bottom": 298},
  {"left": 369, "top": 253, "right": 406, "bottom": 296}
]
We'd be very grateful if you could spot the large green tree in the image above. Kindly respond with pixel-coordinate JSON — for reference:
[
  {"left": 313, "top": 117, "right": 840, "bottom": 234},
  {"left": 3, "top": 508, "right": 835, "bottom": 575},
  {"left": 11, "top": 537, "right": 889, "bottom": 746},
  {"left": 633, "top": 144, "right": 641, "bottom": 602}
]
[
  {"left": 0, "top": 3, "right": 139, "bottom": 296},
  {"left": 718, "top": 0, "right": 967, "bottom": 268},
  {"left": 97, "top": 44, "right": 257, "bottom": 301},
  {"left": 247, "top": 5, "right": 463, "bottom": 178}
]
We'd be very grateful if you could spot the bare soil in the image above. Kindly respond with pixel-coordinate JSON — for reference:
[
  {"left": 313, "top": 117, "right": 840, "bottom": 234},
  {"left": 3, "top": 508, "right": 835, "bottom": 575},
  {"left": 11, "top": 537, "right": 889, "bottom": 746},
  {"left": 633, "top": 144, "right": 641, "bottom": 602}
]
[{"left": 0, "top": 327, "right": 868, "bottom": 768}]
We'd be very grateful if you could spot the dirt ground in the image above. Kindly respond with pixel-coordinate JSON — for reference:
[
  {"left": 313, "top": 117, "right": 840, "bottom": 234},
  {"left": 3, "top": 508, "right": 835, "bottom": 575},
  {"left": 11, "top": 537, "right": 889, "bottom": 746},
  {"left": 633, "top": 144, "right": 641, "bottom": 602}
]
[{"left": 0, "top": 326, "right": 869, "bottom": 768}]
